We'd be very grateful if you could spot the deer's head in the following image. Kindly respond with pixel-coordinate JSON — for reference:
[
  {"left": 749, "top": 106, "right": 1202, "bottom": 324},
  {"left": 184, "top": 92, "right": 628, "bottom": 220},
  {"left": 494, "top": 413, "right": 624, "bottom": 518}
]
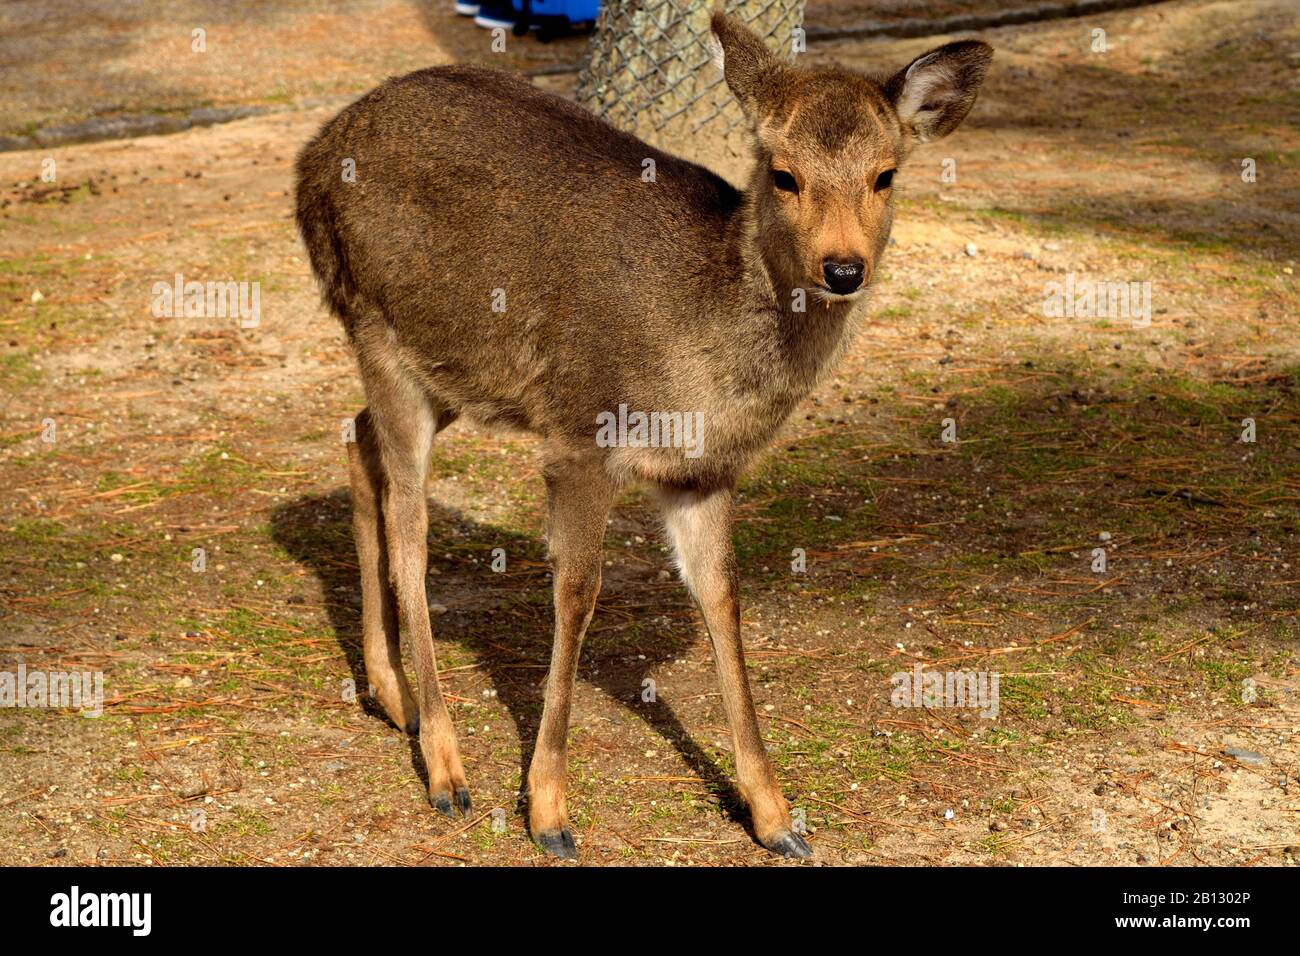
[{"left": 711, "top": 13, "right": 992, "bottom": 302}]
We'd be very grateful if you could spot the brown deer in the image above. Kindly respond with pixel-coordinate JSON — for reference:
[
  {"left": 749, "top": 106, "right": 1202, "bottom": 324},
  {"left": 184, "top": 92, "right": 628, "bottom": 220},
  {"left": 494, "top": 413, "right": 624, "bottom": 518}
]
[{"left": 295, "top": 12, "right": 991, "bottom": 861}]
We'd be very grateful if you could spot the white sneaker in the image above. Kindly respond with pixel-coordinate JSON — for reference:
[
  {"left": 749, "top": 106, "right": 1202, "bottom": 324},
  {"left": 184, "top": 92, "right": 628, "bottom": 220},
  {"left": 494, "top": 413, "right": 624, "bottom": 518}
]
[
  {"left": 473, "top": 7, "right": 516, "bottom": 29},
  {"left": 455, "top": 2, "right": 481, "bottom": 16}
]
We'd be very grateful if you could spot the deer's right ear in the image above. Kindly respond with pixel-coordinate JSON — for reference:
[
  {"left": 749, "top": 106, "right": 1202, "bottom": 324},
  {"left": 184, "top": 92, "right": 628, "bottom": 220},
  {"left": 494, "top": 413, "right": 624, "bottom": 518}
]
[{"left": 710, "top": 12, "right": 786, "bottom": 122}]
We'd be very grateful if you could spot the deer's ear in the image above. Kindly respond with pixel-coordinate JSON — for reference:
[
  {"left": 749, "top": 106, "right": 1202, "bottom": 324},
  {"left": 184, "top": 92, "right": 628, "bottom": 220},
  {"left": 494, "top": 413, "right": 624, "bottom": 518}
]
[
  {"left": 885, "top": 40, "right": 992, "bottom": 143},
  {"left": 709, "top": 12, "right": 787, "bottom": 121}
]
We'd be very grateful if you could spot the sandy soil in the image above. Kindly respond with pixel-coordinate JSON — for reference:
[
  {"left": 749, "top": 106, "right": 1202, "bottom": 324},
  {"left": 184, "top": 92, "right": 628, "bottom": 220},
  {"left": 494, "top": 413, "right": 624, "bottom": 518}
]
[{"left": 1, "top": 0, "right": 1092, "bottom": 138}]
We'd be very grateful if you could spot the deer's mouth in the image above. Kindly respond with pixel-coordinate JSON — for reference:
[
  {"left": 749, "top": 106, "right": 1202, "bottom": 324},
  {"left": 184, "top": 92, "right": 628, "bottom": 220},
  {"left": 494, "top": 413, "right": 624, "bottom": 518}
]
[{"left": 811, "top": 284, "right": 867, "bottom": 304}]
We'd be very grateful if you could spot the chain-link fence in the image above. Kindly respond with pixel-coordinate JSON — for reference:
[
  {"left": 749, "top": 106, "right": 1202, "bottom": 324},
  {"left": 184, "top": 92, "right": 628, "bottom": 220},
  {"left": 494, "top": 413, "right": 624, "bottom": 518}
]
[{"left": 575, "top": 0, "right": 805, "bottom": 175}]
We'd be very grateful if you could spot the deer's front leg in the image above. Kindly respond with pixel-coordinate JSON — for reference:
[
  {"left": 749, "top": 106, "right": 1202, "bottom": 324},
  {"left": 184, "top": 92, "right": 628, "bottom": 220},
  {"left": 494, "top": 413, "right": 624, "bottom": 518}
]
[
  {"left": 528, "top": 455, "right": 613, "bottom": 860},
  {"left": 657, "top": 486, "right": 812, "bottom": 859}
]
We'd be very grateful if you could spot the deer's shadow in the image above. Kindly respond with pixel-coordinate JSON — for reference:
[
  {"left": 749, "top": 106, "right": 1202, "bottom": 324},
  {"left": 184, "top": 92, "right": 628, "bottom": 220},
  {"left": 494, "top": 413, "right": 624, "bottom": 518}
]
[{"left": 269, "top": 490, "right": 749, "bottom": 831}]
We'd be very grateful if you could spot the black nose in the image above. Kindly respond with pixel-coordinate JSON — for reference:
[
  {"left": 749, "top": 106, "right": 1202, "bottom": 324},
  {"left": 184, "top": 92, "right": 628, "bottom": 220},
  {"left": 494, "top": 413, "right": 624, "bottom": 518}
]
[{"left": 822, "top": 259, "right": 865, "bottom": 295}]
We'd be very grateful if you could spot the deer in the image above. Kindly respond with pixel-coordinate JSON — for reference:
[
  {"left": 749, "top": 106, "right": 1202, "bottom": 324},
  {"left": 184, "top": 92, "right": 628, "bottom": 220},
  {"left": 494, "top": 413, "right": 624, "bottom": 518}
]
[{"left": 294, "top": 11, "right": 991, "bottom": 861}]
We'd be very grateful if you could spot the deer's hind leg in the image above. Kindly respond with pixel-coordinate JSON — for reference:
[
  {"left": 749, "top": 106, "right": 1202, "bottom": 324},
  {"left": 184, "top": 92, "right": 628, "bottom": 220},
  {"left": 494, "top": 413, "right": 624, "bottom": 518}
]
[
  {"left": 348, "top": 407, "right": 418, "bottom": 734},
  {"left": 359, "top": 353, "right": 470, "bottom": 817}
]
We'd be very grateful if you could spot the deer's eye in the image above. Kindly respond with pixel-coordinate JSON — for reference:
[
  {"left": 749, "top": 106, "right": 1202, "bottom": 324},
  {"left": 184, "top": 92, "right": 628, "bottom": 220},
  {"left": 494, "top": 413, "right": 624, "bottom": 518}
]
[
  {"left": 772, "top": 169, "right": 799, "bottom": 194},
  {"left": 874, "top": 169, "right": 896, "bottom": 192}
]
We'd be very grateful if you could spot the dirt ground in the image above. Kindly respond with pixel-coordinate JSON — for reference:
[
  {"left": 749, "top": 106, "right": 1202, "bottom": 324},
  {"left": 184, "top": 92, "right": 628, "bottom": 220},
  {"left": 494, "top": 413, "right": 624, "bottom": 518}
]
[
  {"left": 1, "top": 0, "right": 1096, "bottom": 140},
  {"left": 1, "top": 0, "right": 1298, "bottom": 867}
]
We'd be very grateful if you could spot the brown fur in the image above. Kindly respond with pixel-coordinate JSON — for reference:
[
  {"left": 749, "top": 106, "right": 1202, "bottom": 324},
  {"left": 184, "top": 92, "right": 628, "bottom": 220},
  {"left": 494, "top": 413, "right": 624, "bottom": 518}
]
[{"left": 295, "top": 12, "right": 991, "bottom": 859}]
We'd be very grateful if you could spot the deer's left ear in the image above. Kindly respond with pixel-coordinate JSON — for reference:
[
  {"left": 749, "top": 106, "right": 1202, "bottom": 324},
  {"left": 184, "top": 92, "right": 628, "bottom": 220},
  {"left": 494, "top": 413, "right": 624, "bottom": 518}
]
[{"left": 885, "top": 40, "right": 993, "bottom": 143}]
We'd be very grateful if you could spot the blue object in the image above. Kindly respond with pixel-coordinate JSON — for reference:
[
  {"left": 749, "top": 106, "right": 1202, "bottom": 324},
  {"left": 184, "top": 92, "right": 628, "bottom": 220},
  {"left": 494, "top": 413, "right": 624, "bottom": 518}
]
[{"left": 511, "top": 0, "right": 600, "bottom": 27}]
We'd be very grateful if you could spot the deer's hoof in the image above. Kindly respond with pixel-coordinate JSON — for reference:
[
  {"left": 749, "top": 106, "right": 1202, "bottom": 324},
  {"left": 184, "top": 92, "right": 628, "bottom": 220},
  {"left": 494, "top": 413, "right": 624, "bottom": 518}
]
[
  {"left": 763, "top": 830, "right": 813, "bottom": 860},
  {"left": 431, "top": 792, "right": 456, "bottom": 817},
  {"left": 430, "top": 786, "right": 473, "bottom": 818},
  {"left": 536, "top": 828, "right": 578, "bottom": 860}
]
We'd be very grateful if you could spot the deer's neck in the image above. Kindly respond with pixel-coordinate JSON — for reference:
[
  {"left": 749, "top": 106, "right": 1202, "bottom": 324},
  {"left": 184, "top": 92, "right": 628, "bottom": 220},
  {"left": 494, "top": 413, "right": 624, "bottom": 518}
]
[{"left": 718, "top": 191, "right": 860, "bottom": 404}]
